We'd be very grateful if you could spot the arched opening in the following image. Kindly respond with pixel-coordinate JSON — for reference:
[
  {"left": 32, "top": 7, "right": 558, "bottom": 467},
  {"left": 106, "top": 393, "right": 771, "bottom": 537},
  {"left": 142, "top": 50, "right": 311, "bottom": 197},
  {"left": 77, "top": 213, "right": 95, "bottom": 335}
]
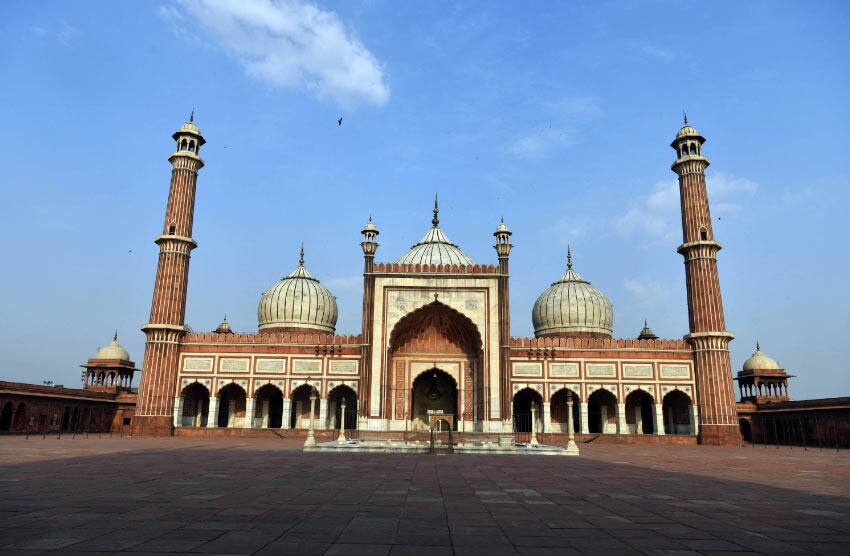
[
  {"left": 290, "top": 384, "right": 318, "bottom": 429},
  {"left": 689, "top": 143, "right": 697, "bottom": 155},
  {"left": 625, "top": 390, "right": 654, "bottom": 434},
  {"left": 550, "top": 389, "right": 580, "bottom": 433},
  {"left": 663, "top": 390, "right": 692, "bottom": 435},
  {"left": 181, "top": 382, "right": 209, "bottom": 427},
  {"left": 512, "top": 387, "right": 543, "bottom": 435},
  {"left": 700, "top": 227, "right": 708, "bottom": 241},
  {"left": 0, "top": 401, "right": 12, "bottom": 431},
  {"left": 180, "top": 138, "right": 188, "bottom": 150},
  {"left": 388, "top": 301, "right": 483, "bottom": 428},
  {"left": 411, "top": 370, "right": 458, "bottom": 431},
  {"left": 739, "top": 418, "right": 752, "bottom": 442},
  {"left": 217, "top": 383, "right": 246, "bottom": 428},
  {"left": 188, "top": 140, "right": 196, "bottom": 152},
  {"left": 254, "top": 384, "right": 284, "bottom": 429},
  {"left": 328, "top": 385, "right": 357, "bottom": 430},
  {"left": 588, "top": 389, "right": 617, "bottom": 434}
]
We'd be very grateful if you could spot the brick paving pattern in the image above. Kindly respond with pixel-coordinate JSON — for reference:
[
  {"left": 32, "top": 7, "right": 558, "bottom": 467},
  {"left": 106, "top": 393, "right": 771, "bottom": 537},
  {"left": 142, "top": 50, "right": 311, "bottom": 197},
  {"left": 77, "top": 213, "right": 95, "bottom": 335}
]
[{"left": 0, "top": 436, "right": 848, "bottom": 555}]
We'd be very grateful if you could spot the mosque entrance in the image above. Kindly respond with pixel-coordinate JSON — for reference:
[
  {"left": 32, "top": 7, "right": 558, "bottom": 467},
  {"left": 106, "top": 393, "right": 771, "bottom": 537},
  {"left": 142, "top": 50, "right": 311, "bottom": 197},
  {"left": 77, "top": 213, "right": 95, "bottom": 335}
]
[{"left": 411, "top": 369, "right": 458, "bottom": 431}]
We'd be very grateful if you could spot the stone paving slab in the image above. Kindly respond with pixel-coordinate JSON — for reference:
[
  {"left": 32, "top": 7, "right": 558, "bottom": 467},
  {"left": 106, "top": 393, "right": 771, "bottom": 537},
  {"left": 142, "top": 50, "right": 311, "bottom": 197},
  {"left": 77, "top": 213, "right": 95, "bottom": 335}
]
[{"left": 0, "top": 437, "right": 848, "bottom": 555}]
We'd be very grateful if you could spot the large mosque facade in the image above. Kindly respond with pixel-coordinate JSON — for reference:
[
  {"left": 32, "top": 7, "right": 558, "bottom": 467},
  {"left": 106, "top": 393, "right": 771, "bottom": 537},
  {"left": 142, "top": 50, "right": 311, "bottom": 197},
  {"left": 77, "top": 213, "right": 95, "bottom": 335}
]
[{"left": 130, "top": 116, "right": 742, "bottom": 445}]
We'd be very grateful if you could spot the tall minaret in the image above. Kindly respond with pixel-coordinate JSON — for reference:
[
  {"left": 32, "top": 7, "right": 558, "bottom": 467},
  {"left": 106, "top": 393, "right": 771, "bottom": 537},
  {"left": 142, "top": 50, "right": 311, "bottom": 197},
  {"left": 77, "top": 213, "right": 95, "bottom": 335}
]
[
  {"left": 493, "top": 218, "right": 512, "bottom": 421},
  {"left": 134, "top": 114, "right": 205, "bottom": 434},
  {"left": 671, "top": 117, "right": 740, "bottom": 445},
  {"left": 359, "top": 216, "right": 379, "bottom": 423}
]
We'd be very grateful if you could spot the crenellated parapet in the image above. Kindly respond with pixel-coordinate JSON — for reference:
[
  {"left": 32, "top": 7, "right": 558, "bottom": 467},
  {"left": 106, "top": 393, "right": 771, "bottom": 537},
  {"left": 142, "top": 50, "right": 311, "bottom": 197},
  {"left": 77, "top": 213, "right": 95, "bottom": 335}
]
[
  {"left": 509, "top": 336, "right": 690, "bottom": 351},
  {"left": 182, "top": 332, "right": 363, "bottom": 346},
  {"left": 371, "top": 262, "right": 502, "bottom": 274}
]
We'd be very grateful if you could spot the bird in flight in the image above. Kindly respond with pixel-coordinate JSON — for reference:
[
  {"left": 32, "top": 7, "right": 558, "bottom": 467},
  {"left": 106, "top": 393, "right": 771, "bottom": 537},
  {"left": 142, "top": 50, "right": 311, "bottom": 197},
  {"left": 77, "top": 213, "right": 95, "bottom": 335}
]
[{"left": 337, "top": 117, "right": 343, "bottom": 126}]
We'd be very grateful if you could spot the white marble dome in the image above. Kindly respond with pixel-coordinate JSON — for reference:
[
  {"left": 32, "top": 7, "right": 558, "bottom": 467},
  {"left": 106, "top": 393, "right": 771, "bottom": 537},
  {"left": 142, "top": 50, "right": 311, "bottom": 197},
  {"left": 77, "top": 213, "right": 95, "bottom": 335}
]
[
  {"left": 532, "top": 253, "right": 614, "bottom": 338},
  {"left": 396, "top": 197, "right": 473, "bottom": 266},
  {"left": 258, "top": 250, "right": 338, "bottom": 334},
  {"left": 743, "top": 343, "right": 780, "bottom": 371},
  {"left": 94, "top": 334, "right": 130, "bottom": 361}
]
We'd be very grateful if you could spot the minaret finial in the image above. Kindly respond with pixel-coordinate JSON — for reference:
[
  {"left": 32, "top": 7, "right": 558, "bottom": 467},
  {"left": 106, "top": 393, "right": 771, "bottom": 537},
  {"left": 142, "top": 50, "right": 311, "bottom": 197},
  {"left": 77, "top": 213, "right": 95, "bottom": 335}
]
[
  {"left": 113, "top": 330, "right": 118, "bottom": 342},
  {"left": 683, "top": 111, "right": 688, "bottom": 126},
  {"left": 223, "top": 314, "right": 227, "bottom": 322},
  {"left": 299, "top": 242, "right": 304, "bottom": 266},
  {"left": 756, "top": 340, "right": 760, "bottom": 352},
  {"left": 190, "top": 108, "right": 194, "bottom": 123},
  {"left": 644, "top": 319, "right": 648, "bottom": 327},
  {"left": 567, "top": 245, "right": 573, "bottom": 269},
  {"left": 432, "top": 194, "right": 439, "bottom": 227}
]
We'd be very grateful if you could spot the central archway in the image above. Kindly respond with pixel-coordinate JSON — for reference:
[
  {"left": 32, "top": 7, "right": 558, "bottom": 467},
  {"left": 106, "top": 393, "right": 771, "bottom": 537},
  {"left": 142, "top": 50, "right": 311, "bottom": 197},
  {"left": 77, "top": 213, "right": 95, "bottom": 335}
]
[
  {"left": 411, "top": 369, "right": 458, "bottom": 430},
  {"left": 387, "top": 300, "right": 483, "bottom": 429}
]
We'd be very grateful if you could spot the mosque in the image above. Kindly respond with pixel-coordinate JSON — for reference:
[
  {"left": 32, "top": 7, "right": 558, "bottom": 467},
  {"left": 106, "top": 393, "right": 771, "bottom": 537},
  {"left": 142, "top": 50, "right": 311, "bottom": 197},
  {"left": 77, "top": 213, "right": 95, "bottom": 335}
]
[{"left": 120, "top": 115, "right": 744, "bottom": 446}]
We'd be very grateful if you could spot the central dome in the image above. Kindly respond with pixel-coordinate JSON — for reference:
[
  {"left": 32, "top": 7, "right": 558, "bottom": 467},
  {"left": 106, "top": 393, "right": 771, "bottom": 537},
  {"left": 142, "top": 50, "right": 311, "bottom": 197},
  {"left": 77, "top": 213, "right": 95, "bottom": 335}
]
[
  {"left": 742, "top": 342, "right": 780, "bottom": 371},
  {"left": 532, "top": 250, "right": 613, "bottom": 338},
  {"left": 94, "top": 333, "right": 130, "bottom": 361},
  {"left": 258, "top": 247, "right": 338, "bottom": 334},
  {"left": 396, "top": 196, "right": 473, "bottom": 266}
]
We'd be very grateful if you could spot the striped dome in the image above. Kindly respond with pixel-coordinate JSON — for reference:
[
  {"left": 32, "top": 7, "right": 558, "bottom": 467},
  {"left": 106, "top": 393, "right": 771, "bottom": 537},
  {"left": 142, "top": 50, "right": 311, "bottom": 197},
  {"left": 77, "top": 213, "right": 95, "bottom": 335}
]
[
  {"left": 396, "top": 227, "right": 474, "bottom": 266},
  {"left": 532, "top": 252, "right": 613, "bottom": 338},
  {"left": 396, "top": 195, "right": 473, "bottom": 266},
  {"left": 257, "top": 249, "right": 337, "bottom": 334}
]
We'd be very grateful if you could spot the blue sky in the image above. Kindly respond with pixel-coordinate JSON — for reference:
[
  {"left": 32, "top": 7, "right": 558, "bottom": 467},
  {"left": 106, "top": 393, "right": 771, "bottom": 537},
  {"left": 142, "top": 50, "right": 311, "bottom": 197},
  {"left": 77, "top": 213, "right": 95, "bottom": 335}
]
[{"left": 0, "top": 1, "right": 847, "bottom": 399}]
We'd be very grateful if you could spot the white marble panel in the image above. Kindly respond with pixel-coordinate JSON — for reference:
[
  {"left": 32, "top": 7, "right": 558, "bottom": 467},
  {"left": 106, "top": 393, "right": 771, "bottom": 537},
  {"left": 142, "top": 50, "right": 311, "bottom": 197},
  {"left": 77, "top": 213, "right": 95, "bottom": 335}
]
[
  {"left": 292, "top": 359, "right": 322, "bottom": 375},
  {"left": 220, "top": 358, "right": 249, "bottom": 372},
  {"left": 660, "top": 364, "right": 690, "bottom": 378},
  {"left": 623, "top": 363, "right": 653, "bottom": 379},
  {"left": 549, "top": 362, "right": 579, "bottom": 378},
  {"left": 183, "top": 357, "right": 213, "bottom": 372},
  {"left": 586, "top": 363, "right": 616, "bottom": 378}
]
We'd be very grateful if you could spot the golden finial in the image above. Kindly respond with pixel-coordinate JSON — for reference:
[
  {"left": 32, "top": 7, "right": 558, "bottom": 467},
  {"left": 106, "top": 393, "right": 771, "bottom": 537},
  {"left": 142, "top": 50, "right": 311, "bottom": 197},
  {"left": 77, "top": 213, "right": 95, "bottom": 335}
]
[
  {"left": 432, "top": 194, "right": 439, "bottom": 227},
  {"left": 567, "top": 245, "right": 573, "bottom": 269},
  {"left": 299, "top": 243, "right": 304, "bottom": 266}
]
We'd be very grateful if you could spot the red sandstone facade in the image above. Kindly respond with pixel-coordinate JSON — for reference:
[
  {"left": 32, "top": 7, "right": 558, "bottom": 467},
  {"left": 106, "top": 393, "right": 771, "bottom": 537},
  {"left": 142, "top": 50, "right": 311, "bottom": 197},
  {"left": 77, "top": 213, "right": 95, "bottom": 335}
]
[{"left": 129, "top": 116, "right": 742, "bottom": 444}]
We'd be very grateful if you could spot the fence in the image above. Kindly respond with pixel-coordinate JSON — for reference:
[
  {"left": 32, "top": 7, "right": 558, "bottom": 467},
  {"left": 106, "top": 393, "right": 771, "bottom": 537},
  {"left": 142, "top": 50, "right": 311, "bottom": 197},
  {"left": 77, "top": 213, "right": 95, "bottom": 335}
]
[{"left": 747, "top": 413, "right": 849, "bottom": 450}]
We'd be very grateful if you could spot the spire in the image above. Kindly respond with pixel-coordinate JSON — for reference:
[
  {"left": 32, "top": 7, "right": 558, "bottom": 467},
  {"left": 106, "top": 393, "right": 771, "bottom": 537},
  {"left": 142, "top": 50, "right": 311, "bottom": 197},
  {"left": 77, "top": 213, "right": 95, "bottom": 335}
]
[
  {"left": 113, "top": 330, "right": 118, "bottom": 342},
  {"left": 299, "top": 243, "right": 305, "bottom": 266},
  {"left": 567, "top": 245, "right": 573, "bottom": 269},
  {"left": 756, "top": 340, "right": 760, "bottom": 352},
  {"left": 432, "top": 194, "right": 439, "bottom": 227},
  {"left": 189, "top": 108, "right": 194, "bottom": 123},
  {"left": 683, "top": 111, "right": 688, "bottom": 126}
]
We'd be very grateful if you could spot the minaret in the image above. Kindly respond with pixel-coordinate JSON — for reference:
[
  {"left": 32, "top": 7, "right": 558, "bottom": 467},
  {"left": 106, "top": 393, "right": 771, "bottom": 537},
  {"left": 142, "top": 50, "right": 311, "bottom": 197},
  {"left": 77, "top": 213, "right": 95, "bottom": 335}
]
[
  {"left": 493, "top": 218, "right": 512, "bottom": 420},
  {"left": 134, "top": 114, "right": 205, "bottom": 434},
  {"left": 671, "top": 116, "right": 739, "bottom": 445},
  {"left": 359, "top": 216, "right": 379, "bottom": 423}
]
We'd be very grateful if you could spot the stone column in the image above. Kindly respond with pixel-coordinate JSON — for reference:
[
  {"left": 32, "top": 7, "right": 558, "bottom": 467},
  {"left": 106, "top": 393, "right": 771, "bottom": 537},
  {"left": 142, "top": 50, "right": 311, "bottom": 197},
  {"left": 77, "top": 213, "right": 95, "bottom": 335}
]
[
  {"left": 617, "top": 403, "right": 627, "bottom": 434},
  {"left": 566, "top": 394, "right": 579, "bottom": 455},
  {"left": 207, "top": 397, "right": 218, "bottom": 428},
  {"left": 304, "top": 391, "right": 317, "bottom": 447},
  {"left": 579, "top": 402, "right": 589, "bottom": 434},
  {"left": 244, "top": 397, "right": 255, "bottom": 429},
  {"left": 653, "top": 404, "right": 665, "bottom": 436},
  {"left": 172, "top": 396, "right": 183, "bottom": 428},
  {"left": 541, "top": 402, "right": 551, "bottom": 434},
  {"left": 281, "top": 398, "right": 291, "bottom": 429},
  {"left": 337, "top": 398, "right": 347, "bottom": 444},
  {"left": 529, "top": 403, "right": 539, "bottom": 446},
  {"left": 319, "top": 398, "right": 328, "bottom": 430}
]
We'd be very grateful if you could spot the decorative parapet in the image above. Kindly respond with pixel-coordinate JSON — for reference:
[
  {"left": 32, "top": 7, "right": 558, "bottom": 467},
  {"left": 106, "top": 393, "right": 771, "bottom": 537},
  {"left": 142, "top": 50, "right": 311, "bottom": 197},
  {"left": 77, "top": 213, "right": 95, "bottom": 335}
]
[
  {"left": 181, "top": 332, "right": 363, "bottom": 346},
  {"left": 508, "top": 336, "right": 691, "bottom": 351},
  {"left": 371, "top": 262, "right": 501, "bottom": 274}
]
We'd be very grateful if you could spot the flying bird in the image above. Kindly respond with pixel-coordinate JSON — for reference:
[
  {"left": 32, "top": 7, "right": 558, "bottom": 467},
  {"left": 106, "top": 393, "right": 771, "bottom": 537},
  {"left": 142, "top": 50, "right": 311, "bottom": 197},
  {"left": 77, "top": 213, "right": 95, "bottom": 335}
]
[{"left": 337, "top": 117, "right": 343, "bottom": 126}]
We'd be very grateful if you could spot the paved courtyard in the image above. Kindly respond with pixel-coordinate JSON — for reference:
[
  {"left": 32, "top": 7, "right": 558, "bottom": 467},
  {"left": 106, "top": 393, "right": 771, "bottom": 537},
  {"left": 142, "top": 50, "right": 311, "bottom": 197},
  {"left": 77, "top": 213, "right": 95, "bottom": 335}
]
[{"left": 0, "top": 436, "right": 848, "bottom": 555}]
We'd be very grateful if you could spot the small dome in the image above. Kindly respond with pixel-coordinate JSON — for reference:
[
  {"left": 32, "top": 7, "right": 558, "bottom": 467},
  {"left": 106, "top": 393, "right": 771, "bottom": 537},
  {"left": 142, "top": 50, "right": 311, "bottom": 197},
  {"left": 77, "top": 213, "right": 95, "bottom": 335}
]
[
  {"left": 676, "top": 124, "right": 700, "bottom": 139},
  {"left": 396, "top": 196, "right": 473, "bottom": 266},
  {"left": 494, "top": 218, "right": 511, "bottom": 235},
  {"left": 638, "top": 320, "right": 658, "bottom": 340},
  {"left": 177, "top": 121, "right": 201, "bottom": 135},
  {"left": 214, "top": 316, "right": 233, "bottom": 334},
  {"left": 258, "top": 247, "right": 338, "bottom": 334},
  {"left": 362, "top": 216, "right": 378, "bottom": 235},
  {"left": 743, "top": 342, "right": 780, "bottom": 371},
  {"left": 532, "top": 249, "right": 614, "bottom": 338},
  {"left": 94, "top": 333, "right": 130, "bottom": 361}
]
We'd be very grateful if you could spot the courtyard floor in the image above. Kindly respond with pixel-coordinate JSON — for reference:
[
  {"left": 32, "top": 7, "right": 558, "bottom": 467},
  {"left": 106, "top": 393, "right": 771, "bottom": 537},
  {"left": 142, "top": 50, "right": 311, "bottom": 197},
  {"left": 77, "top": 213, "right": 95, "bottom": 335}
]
[{"left": 0, "top": 436, "right": 848, "bottom": 555}]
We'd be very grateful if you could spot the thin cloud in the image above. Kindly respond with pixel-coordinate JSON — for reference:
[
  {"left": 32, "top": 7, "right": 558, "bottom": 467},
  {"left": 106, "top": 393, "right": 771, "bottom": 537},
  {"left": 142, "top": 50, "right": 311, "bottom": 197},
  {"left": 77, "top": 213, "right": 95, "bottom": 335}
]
[
  {"left": 623, "top": 278, "right": 669, "bottom": 309},
  {"left": 161, "top": 0, "right": 390, "bottom": 107},
  {"left": 507, "top": 96, "right": 601, "bottom": 160},
  {"left": 614, "top": 172, "right": 758, "bottom": 243}
]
